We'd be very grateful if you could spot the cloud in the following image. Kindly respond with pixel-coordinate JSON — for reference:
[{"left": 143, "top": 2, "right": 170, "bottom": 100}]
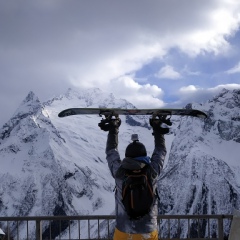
[
  {"left": 182, "top": 65, "right": 200, "bottom": 76},
  {"left": 69, "top": 43, "right": 165, "bottom": 88},
  {"left": 107, "top": 76, "right": 165, "bottom": 108},
  {"left": 174, "top": 83, "right": 240, "bottom": 106},
  {"left": 66, "top": 0, "right": 240, "bottom": 83},
  {"left": 1, "top": 1, "right": 240, "bottom": 86},
  {"left": 225, "top": 62, "right": 240, "bottom": 74},
  {"left": 209, "top": 84, "right": 240, "bottom": 91},
  {"left": 179, "top": 83, "right": 240, "bottom": 96},
  {"left": 179, "top": 85, "right": 199, "bottom": 93},
  {"left": 155, "top": 65, "right": 182, "bottom": 79}
]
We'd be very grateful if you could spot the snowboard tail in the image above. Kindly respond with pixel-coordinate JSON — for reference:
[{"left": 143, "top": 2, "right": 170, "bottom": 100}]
[{"left": 58, "top": 108, "right": 207, "bottom": 119}]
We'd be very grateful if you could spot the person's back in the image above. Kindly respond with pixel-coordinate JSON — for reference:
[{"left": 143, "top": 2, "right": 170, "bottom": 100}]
[{"left": 99, "top": 117, "right": 167, "bottom": 240}]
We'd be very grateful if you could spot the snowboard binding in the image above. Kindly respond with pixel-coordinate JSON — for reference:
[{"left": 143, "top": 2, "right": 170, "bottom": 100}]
[
  {"left": 150, "top": 114, "right": 172, "bottom": 126},
  {"left": 98, "top": 111, "right": 121, "bottom": 131},
  {"left": 149, "top": 115, "right": 172, "bottom": 134}
]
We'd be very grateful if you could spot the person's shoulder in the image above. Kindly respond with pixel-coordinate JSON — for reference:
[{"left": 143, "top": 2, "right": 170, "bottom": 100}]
[
  {"left": 115, "top": 165, "right": 126, "bottom": 179},
  {"left": 147, "top": 164, "right": 158, "bottom": 179}
]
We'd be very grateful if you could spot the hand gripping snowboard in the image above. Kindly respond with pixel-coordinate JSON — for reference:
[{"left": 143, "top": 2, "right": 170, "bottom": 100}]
[{"left": 58, "top": 107, "right": 207, "bottom": 119}]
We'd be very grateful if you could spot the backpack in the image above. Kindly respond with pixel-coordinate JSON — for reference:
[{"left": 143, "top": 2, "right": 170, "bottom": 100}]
[{"left": 122, "top": 166, "right": 155, "bottom": 219}]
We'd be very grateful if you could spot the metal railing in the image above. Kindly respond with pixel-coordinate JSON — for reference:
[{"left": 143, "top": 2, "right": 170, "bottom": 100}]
[{"left": 0, "top": 215, "right": 233, "bottom": 240}]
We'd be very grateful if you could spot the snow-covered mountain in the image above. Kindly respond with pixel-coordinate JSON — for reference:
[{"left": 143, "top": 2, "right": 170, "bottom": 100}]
[
  {"left": 159, "top": 88, "right": 240, "bottom": 237},
  {"left": 0, "top": 88, "right": 153, "bottom": 238},
  {"left": 0, "top": 87, "right": 239, "bottom": 238}
]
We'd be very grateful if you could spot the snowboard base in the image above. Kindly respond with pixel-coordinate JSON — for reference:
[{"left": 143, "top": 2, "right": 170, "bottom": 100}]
[{"left": 58, "top": 108, "right": 207, "bottom": 119}]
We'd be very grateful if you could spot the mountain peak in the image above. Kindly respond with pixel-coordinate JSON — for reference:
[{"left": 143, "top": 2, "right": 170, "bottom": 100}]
[
  {"left": 23, "top": 91, "right": 39, "bottom": 104},
  {"left": 13, "top": 91, "right": 42, "bottom": 119},
  {"left": 0, "top": 91, "right": 43, "bottom": 141},
  {"left": 45, "top": 87, "right": 136, "bottom": 110},
  {"left": 211, "top": 88, "right": 237, "bottom": 104},
  {"left": 65, "top": 87, "right": 103, "bottom": 98}
]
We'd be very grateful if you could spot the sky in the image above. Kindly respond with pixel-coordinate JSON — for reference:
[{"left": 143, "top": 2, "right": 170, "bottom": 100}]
[{"left": 1, "top": 0, "right": 240, "bottom": 127}]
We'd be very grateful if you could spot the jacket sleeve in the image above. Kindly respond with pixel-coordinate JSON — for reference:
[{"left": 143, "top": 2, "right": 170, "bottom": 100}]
[
  {"left": 105, "top": 130, "right": 121, "bottom": 178},
  {"left": 150, "top": 133, "right": 167, "bottom": 176}
]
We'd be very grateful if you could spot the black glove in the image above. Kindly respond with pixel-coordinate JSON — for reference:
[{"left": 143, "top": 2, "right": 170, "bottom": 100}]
[
  {"left": 98, "top": 118, "right": 121, "bottom": 132},
  {"left": 99, "top": 118, "right": 121, "bottom": 151},
  {"left": 149, "top": 116, "right": 171, "bottom": 135}
]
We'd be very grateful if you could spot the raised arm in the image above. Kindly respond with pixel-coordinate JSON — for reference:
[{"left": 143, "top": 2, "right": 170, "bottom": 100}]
[
  {"left": 98, "top": 118, "right": 122, "bottom": 178},
  {"left": 149, "top": 117, "right": 168, "bottom": 176}
]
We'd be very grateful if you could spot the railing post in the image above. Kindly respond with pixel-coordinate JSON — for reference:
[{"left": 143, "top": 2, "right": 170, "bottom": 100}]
[
  {"left": 218, "top": 216, "right": 224, "bottom": 240},
  {"left": 36, "top": 220, "right": 42, "bottom": 240}
]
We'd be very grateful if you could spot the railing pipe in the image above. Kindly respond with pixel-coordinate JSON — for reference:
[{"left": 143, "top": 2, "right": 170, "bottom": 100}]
[
  {"left": 217, "top": 216, "right": 224, "bottom": 240},
  {"left": 36, "top": 220, "right": 42, "bottom": 240}
]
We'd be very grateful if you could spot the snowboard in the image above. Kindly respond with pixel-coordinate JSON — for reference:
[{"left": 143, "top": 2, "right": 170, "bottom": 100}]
[{"left": 58, "top": 107, "right": 207, "bottom": 119}]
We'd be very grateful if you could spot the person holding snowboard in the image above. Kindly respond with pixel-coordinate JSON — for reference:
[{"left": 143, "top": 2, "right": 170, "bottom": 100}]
[{"left": 99, "top": 116, "right": 167, "bottom": 240}]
